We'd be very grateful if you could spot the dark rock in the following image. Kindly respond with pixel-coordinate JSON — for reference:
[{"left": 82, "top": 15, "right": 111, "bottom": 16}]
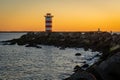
[
  {"left": 82, "top": 64, "right": 89, "bottom": 68},
  {"left": 86, "top": 52, "right": 120, "bottom": 80},
  {"left": 9, "top": 41, "right": 16, "bottom": 45},
  {"left": 74, "top": 65, "right": 84, "bottom": 72},
  {"left": 1, "top": 41, "right": 10, "bottom": 45},
  {"left": 2, "top": 39, "right": 18, "bottom": 45},
  {"left": 98, "top": 52, "right": 120, "bottom": 80},
  {"left": 25, "top": 44, "right": 36, "bottom": 47},
  {"left": 75, "top": 53, "right": 81, "bottom": 56},
  {"left": 64, "top": 71, "right": 96, "bottom": 80},
  {"left": 84, "top": 47, "right": 89, "bottom": 51},
  {"left": 86, "top": 65, "right": 106, "bottom": 80},
  {"left": 35, "top": 45, "right": 42, "bottom": 48}
]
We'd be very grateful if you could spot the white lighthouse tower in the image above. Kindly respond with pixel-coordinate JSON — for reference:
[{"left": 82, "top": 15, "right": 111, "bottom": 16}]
[{"left": 45, "top": 13, "right": 53, "bottom": 32}]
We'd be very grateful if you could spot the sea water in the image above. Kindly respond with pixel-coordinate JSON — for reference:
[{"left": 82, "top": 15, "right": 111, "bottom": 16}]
[{"left": 0, "top": 33, "right": 101, "bottom": 80}]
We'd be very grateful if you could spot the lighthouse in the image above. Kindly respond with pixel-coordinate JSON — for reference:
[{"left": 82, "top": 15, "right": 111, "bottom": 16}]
[{"left": 45, "top": 13, "right": 53, "bottom": 32}]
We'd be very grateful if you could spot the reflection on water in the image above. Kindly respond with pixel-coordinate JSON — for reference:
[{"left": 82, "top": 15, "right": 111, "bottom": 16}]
[{"left": 0, "top": 45, "right": 100, "bottom": 80}]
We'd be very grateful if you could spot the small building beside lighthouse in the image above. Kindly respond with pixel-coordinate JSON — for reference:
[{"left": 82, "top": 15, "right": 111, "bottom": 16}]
[{"left": 45, "top": 13, "right": 53, "bottom": 32}]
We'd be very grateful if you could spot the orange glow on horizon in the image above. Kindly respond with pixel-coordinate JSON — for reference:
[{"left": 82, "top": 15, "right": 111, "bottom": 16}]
[{"left": 0, "top": 0, "right": 120, "bottom": 32}]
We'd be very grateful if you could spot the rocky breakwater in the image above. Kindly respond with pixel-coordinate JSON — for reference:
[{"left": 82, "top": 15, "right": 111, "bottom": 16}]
[
  {"left": 3, "top": 32, "right": 120, "bottom": 55},
  {"left": 2, "top": 32, "right": 120, "bottom": 80}
]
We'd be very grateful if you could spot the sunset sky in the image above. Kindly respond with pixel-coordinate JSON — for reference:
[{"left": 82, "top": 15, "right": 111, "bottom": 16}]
[{"left": 0, "top": 0, "right": 120, "bottom": 32}]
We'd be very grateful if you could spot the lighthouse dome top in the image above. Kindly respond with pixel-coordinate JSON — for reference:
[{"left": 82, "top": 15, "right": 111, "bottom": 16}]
[
  {"left": 47, "top": 13, "right": 51, "bottom": 15},
  {"left": 45, "top": 13, "right": 53, "bottom": 17}
]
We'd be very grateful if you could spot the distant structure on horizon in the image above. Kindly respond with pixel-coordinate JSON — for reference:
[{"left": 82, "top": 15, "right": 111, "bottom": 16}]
[
  {"left": 45, "top": 13, "right": 53, "bottom": 32},
  {"left": 98, "top": 28, "right": 101, "bottom": 32}
]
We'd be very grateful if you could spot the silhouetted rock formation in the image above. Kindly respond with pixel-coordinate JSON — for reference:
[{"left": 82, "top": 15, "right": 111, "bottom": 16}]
[
  {"left": 64, "top": 71, "right": 96, "bottom": 80},
  {"left": 75, "top": 53, "right": 81, "bottom": 56},
  {"left": 86, "top": 52, "right": 120, "bottom": 80},
  {"left": 4, "top": 32, "right": 120, "bottom": 55}
]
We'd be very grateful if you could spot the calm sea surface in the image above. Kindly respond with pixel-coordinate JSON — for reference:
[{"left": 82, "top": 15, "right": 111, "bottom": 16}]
[{"left": 0, "top": 33, "right": 101, "bottom": 80}]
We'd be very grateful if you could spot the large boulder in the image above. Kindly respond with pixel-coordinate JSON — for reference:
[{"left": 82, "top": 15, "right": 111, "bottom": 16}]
[
  {"left": 98, "top": 52, "right": 120, "bottom": 80},
  {"left": 87, "top": 52, "right": 120, "bottom": 80},
  {"left": 75, "top": 53, "right": 81, "bottom": 56},
  {"left": 64, "top": 71, "right": 96, "bottom": 80}
]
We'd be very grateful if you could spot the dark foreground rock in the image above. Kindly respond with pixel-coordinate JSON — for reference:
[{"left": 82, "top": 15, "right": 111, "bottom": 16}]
[
  {"left": 82, "top": 64, "right": 89, "bottom": 68},
  {"left": 95, "top": 52, "right": 120, "bottom": 80},
  {"left": 75, "top": 53, "right": 81, "bottom": 56},
  {"left": 64, "top": 52, "right": 120, "bottom": 80},
  {"left": 74, "top": 65, "right": 84, "bottom": 72},
  {"left": 64, "top": 71, "right": 96, "bottom": 80}
]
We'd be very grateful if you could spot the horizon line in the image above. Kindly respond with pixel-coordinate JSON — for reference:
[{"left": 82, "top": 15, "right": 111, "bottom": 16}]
[{"left": 0, "top": 31, "right": 120, "bottom": 33}]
